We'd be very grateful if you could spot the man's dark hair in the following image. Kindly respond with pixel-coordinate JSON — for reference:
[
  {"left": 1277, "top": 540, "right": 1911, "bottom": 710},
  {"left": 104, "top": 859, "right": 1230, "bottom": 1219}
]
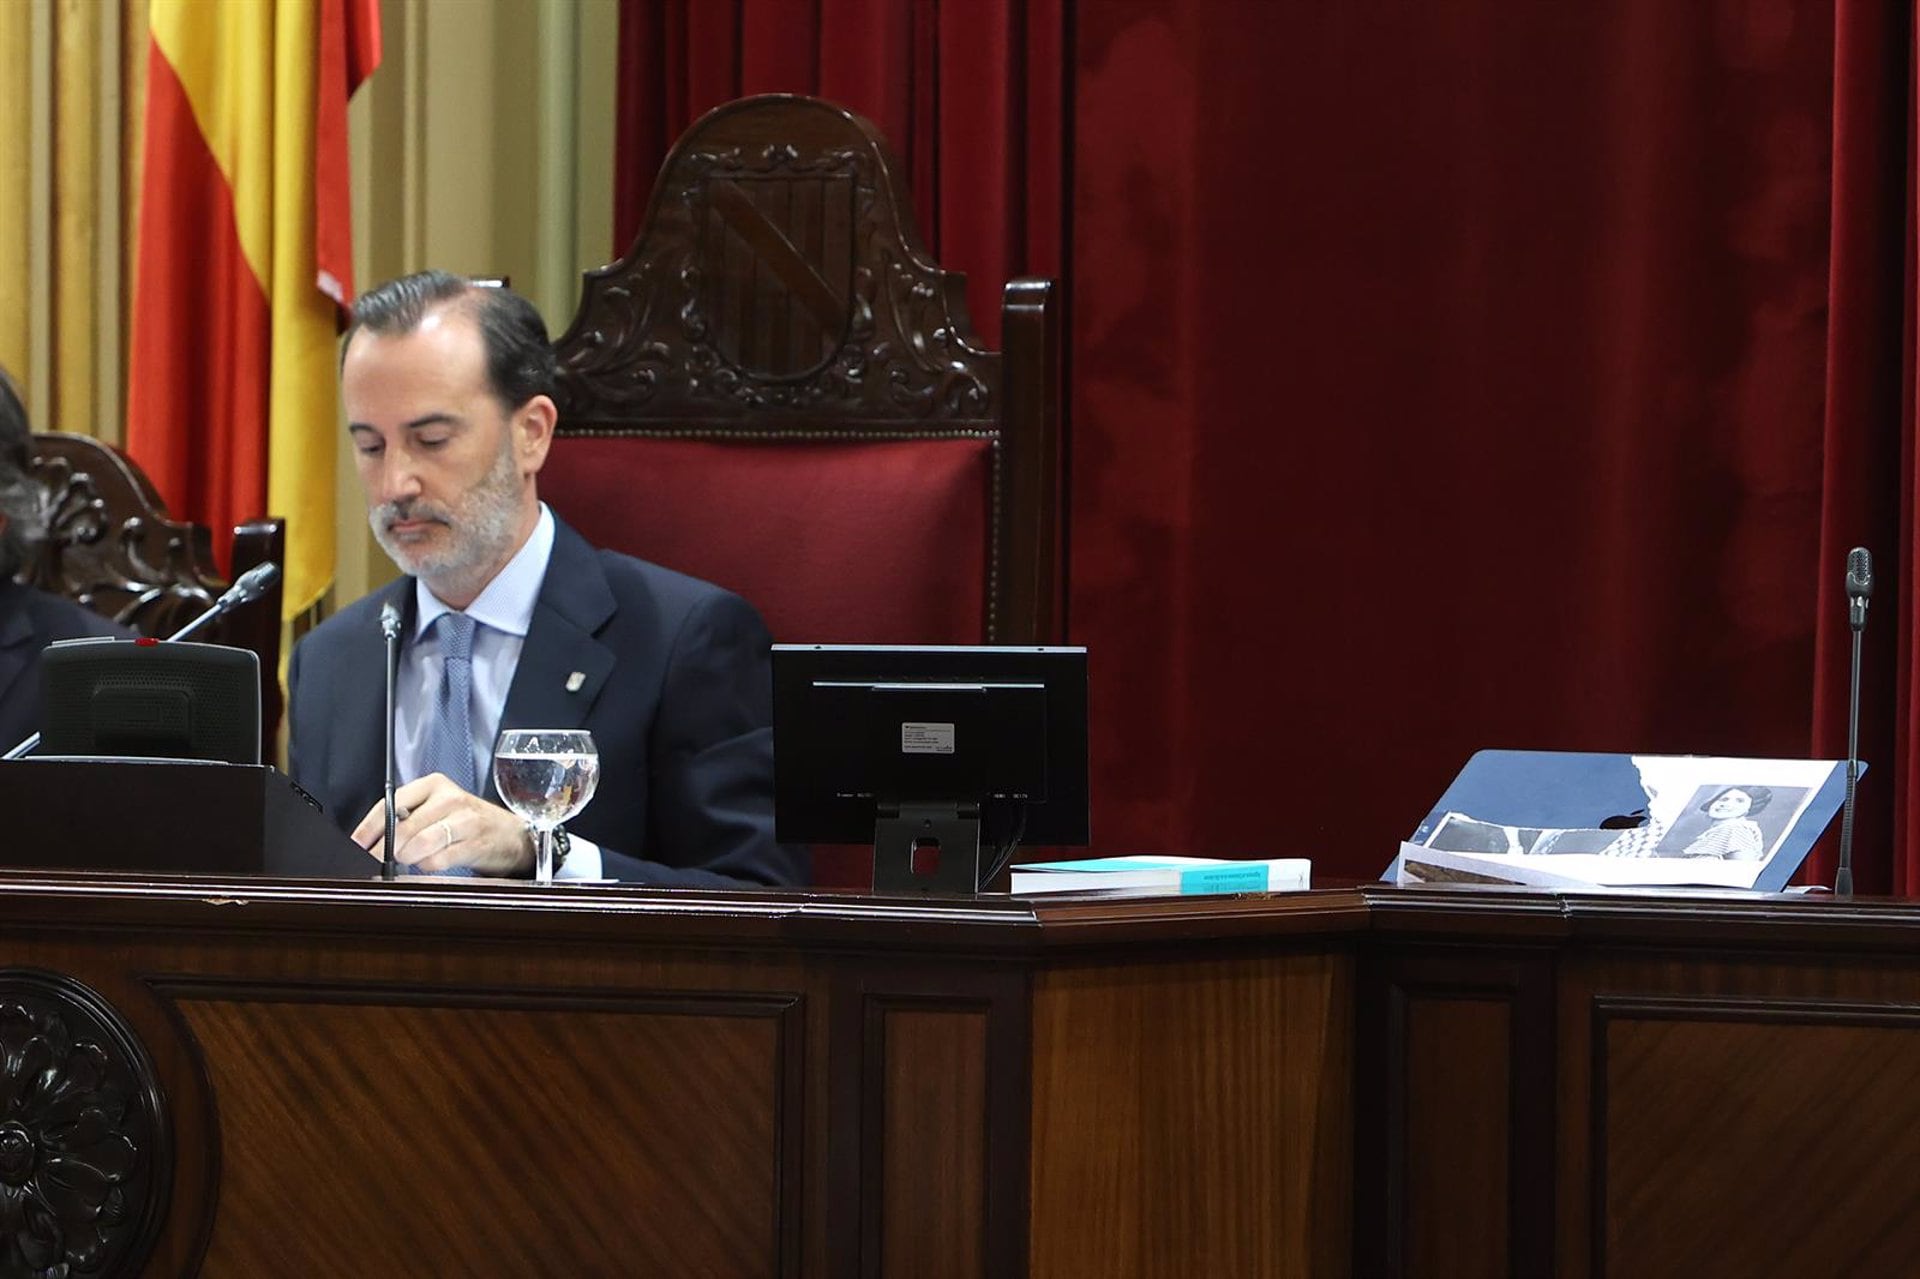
[
  {"left": 346, "top": 270, "right": 557, "bottom": 409},
  {"left": 0, "top": 367, "right": 44, "bottom": 580}
]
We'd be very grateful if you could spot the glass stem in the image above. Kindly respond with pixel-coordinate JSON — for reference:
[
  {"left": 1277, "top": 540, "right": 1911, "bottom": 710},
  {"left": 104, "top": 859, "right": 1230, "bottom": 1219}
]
[{"left": 533, "top": 824, "right": 554, "bottom": 886}]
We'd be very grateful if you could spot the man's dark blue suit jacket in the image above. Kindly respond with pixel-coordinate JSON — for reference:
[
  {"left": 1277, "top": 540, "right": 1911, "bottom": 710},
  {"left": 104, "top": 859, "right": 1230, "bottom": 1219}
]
[
  {"left": 0, "top": 579, "right": 132, "bottom": 752},
  {"left": 287, "top": 518, "right": 808, "bottom": 887}
]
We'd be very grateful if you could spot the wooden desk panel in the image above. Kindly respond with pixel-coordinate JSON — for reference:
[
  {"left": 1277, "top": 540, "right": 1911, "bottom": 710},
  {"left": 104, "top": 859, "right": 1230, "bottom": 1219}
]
[
  {"left": 0, "top": 874, "right": 1364, "bottom": 1278},
  {"left": 1592, "top": 1003, "right": 1920, "bottom": 1277},
  {"left": 1029, "top": 951, "right": 1354, "bottom": 1279},
  {"left": 1557, "top": 951, "right": 1920, "bottom": 1279},
  {"left": 168, "top": 985, "right": 799, "bottom": 1276}
]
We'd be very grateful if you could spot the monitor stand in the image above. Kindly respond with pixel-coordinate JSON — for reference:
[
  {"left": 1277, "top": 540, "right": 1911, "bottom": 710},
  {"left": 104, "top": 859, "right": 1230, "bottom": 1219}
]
[{"left": 872, "top": 800, "right": 981, "bottom": 895}]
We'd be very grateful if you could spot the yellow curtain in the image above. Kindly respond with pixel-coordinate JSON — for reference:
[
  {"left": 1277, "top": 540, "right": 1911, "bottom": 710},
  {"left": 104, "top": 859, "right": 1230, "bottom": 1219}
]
[{"left": 0, "top": 0, "right": 146, "bottom": 445}]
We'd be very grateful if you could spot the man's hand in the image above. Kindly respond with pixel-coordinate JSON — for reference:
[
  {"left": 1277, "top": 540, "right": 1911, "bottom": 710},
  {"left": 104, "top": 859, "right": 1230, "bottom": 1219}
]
[{"left": 351, "top": 773, "right": 535, "bottom": 876}]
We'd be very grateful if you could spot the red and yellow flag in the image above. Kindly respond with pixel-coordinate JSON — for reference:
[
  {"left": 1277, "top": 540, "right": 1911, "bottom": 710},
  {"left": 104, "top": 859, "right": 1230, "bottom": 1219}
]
[{"left": 127, "top": 0, "right": 380, "bottom": 617}]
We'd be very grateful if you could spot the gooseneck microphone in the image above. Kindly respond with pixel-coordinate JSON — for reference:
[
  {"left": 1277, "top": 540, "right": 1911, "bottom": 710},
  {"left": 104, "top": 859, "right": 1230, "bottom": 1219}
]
[
  {"left": 1847, "top": 547, "right": 1874, "bottom": 628},
  {"left": 214, "top": 560, "right": 281, "bottom": 612},
  {"left": 0, "top": 561, "right": 282, "bottom": 762},
  {"left": 1837, "top": 546, "right": 1873, "bottom": 896},
  {"left": 165, "top": 561, "right": 283, "bottom": 645},
  {"left": 380, "top": 600, "right": 404, "bottom": 881}
]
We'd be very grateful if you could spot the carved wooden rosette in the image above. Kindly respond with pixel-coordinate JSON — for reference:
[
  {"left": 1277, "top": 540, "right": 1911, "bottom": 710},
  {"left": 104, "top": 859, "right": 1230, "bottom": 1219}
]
[{"left": 0, "top": 970, "right": 168, "bottom": 1279}]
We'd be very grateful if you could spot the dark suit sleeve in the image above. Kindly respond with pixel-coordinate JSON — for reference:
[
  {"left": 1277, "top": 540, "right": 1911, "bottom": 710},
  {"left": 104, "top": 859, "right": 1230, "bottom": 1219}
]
[
  {"left": 284, "top": 634, "right": 343, "bottom": 821},
  {"left": 597, "top": 591, "right": 808, "bottom": 887},
  {"left": 285, "top": 639, "right": 309, "bottom": 788}
]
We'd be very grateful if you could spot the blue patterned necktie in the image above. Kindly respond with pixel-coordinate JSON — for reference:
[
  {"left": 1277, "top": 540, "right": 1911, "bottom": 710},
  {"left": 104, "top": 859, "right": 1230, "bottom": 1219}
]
[{"left": 416, "top": 611, "right": 478, "bottom": 877}]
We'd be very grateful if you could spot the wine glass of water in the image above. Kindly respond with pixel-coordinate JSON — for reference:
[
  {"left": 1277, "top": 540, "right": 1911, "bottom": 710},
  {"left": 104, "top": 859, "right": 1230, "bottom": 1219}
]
[{"left": 493, "top": 729, "right": 600, "bottom": 885}]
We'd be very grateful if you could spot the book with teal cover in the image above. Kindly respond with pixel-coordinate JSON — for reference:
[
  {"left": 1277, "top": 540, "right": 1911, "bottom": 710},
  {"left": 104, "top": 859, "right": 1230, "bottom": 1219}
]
[{"left": 1011, "top": 856, "right": 1310, "bottom": 896}]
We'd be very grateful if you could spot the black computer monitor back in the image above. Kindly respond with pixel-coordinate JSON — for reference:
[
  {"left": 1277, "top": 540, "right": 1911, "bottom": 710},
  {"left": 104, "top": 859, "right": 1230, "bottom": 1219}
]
[{"left": 771, "top": 644, "right": 1090, "bottom": 847}]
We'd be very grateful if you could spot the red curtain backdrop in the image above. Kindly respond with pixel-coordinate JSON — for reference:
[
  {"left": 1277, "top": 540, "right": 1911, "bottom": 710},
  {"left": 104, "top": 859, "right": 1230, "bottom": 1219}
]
[
  {"left": 1808, "top": 0, "right": 1909, "bottom": 890},
  {"left": 617, "top": 0, "right": 1920, "bottom": 890}
]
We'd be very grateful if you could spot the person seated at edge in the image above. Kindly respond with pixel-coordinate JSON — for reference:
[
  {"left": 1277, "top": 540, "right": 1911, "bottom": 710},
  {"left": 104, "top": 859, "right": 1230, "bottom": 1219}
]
[
  {"left": 0, "top": 369, "right": 133, "bottom": 750},
  {"left": 288, "top": 271, "right": 808, "bottom": 886}
]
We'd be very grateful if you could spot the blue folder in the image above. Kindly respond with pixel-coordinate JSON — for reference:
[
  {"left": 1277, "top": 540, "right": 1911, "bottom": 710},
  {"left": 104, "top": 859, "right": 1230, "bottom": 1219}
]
[{"left": 1388, "top": 749, "right": 1857, "bottom": 893}]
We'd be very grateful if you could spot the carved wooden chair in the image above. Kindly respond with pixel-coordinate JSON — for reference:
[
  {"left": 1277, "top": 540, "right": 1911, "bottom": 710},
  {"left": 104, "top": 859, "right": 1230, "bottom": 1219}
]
[
  {"left": 21, "top": 433, "right": 287, "bottom": 741},
  {"left": 540, "top": 93, "right": 1064, "bottom": 885}
]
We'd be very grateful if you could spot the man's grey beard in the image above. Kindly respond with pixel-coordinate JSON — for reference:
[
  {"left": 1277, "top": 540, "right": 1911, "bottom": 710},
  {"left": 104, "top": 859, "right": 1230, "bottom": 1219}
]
[{"left": 368, "top": 436, "right": 524, "bottom": 596}]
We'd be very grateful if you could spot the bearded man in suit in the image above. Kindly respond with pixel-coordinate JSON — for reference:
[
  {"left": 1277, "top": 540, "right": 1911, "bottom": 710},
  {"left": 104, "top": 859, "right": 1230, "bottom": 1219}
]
[{"left": 288, "top": 272, "right": 806, "bottom": 886}]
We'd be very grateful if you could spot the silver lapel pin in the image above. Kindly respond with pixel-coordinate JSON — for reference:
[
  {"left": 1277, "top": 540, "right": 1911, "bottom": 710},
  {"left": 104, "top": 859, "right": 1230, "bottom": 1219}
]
[{"left": 565, "top": 671, "right": 586, "bottom": 693}]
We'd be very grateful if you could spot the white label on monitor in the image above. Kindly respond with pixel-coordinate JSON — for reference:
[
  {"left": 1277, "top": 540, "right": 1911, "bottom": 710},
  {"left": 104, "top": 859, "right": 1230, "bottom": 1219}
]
[{"left": 901, "top": 722, "right": 955, "bottom": 754}]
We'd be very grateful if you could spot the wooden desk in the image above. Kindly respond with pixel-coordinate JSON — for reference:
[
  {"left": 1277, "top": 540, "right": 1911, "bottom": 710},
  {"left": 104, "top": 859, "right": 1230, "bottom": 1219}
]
[
  {"left": 0, "top": 874, "right": 1358, "bottom": 1278},
  {"left": 3, "top": 876, "right": 1917, "bottom": 1277}
]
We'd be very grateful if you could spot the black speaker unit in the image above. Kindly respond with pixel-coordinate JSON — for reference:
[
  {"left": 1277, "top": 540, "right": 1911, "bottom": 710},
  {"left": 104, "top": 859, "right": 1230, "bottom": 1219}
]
[{"left": 40, "top": 638, "right": 261, "bottom": 765}]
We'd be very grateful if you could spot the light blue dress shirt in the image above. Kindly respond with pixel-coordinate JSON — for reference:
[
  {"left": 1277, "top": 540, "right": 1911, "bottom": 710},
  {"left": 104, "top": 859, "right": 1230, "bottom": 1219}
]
[{"left": 397, "top": 504, "right": 603, "bottom": 879}]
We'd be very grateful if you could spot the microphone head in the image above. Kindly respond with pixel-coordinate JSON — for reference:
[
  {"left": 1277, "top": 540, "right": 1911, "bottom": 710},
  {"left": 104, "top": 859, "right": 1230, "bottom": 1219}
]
[
  {"left": 219, "top": 561, "right": 281, "bottom": 608},
  {"left": 1847, "top": 546, "right": 1874, "bottom": 599},
  {"left": 379, "top": 600, "right": 403, "bottom": 641}
]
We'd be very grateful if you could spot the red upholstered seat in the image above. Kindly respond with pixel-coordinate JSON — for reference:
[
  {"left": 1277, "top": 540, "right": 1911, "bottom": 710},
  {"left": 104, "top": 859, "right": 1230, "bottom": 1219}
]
[
  {"left": 542, "top": 436, "right": 991, "bottom": 644},
  {"left": 543, "top": 95, "right": 1062, "bottom": 887}
]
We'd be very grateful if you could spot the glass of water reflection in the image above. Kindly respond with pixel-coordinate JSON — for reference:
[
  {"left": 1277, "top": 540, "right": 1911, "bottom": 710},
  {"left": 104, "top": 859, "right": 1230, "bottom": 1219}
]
[{"left": 493, "top": 729, "right": 600, "bottom": 885}]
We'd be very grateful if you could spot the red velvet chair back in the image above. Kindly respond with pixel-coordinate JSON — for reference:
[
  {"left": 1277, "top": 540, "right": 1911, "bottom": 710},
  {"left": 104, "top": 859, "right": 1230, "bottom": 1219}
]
[{"left": 541, "top": 95, "right": 1063, "bottom": 888}]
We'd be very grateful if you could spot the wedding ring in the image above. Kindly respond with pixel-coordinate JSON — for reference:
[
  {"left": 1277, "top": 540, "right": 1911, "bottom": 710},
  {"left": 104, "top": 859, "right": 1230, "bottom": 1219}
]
[{"left": 439, "top": 818, "right": 454, "bottom": 852}]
